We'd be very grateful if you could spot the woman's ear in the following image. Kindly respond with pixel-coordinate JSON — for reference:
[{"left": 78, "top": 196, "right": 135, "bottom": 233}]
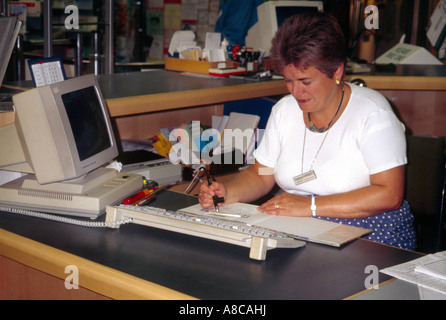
[{"left": 334, "top": 63, "right": 345, "bottom": 81}]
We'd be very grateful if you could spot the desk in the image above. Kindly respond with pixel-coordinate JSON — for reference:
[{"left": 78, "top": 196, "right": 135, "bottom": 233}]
[
  {"left": 97, "top": 66, "right": 446, "bottom": 116},
  {"left": 344, "top": 65, "right": 446, "bottom": 137},
  {"left": 0, "top": 71, "right": 288, "bottom": 139},
  {"left": 345, "top": 64, "right": 446, "bottom": 91},
  {"left": 98, "top": 71, "right": 287, "bottom": 117},
  {"left": 97, "top": 70, "right": 288, "bottom": 140},
  {"left": 1, "top": 67, "right": 446, "bottom": 137},
  {"left": 97, "top": 66, "right": 446, "bottom": 139},
  {"left": 0, "top": 190, "right": 423, "bottom": 300}
]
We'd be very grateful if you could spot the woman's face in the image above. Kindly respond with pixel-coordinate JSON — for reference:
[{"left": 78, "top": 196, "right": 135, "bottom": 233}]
[{"left": 282, "top": 64, "right": 343, "bottom": 115}]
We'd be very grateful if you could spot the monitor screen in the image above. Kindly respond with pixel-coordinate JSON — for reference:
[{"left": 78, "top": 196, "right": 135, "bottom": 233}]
[
  {"left": 0, "top": 16, "right": 21, "bottom": 87},
  {"left": 62, "top": 86, "right": 112, "bottom": 162}
]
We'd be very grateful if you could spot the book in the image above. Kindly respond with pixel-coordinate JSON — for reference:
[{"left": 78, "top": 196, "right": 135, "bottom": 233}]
[{"left": 208, "top": 67, "right": 246, "bottom": 77}]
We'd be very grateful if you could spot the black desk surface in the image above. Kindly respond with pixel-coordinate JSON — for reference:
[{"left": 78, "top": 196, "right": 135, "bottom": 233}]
[{"left": 0, "top": 190, "right": 422, "bottom": 300}]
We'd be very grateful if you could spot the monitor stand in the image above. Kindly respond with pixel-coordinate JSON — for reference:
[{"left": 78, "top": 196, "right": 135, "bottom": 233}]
[{"left": 0, "top": 167, "right": 143, "bottom": 219}]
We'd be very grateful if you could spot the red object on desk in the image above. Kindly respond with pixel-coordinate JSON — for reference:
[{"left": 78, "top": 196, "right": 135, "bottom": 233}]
[{"left": 123, "top": 189, "right": 151, "bottom": 205}]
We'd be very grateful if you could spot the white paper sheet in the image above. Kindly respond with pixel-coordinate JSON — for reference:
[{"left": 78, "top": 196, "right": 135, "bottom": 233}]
[{"left": 381, "top": 251, "right": 446, "bottom": 296}]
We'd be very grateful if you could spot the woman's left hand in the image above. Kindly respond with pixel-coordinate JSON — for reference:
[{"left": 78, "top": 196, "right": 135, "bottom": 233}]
[{"left": 258, "top": 193, "right": 312, "bottom": 217}]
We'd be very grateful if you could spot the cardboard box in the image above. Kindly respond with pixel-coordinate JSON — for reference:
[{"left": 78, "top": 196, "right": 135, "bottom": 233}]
[{"left": 165, "top": 57, "right": 238, "bottom": 74}]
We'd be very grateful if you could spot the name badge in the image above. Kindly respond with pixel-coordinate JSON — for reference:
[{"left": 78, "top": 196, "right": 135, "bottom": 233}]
[{"left": 293, "top": 170, "right": 316, "bottom": 185}]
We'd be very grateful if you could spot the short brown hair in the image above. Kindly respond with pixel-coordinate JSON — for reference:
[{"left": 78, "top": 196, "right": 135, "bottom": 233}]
[{"left": 270, "top": 11, "right": 347, "bottom": 78}]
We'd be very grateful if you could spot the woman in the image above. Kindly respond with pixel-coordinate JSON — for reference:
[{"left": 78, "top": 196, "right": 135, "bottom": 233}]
[{"left": 199, "top": 12, "right": 416, "bottom": 250}]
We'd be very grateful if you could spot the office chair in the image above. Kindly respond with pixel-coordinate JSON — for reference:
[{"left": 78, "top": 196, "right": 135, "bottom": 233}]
[{"left": 405, "top": 135, "right": 446, "bottom": 253}]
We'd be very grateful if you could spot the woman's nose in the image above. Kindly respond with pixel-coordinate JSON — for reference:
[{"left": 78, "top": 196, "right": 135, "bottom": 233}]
[{"left": 287, "top": 81, "right": 304, "bottom": 97}]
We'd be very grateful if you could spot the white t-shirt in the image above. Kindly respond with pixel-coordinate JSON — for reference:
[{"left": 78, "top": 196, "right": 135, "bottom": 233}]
[{"left": 253, "top": 83, "right": 407, "bottom": 196}]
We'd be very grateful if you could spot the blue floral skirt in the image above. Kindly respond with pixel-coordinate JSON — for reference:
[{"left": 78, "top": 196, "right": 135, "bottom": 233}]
[{"left": 315, "top": 200, "right": 416, "bottom": 250}]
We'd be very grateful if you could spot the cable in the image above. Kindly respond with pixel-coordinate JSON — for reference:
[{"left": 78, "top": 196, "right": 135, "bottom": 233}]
[
  {"left": 0, "top": 205, "right": 133, "bottom": 228},
  {"left": 183, "top": 162, "right": 207, "bottom": 194}
]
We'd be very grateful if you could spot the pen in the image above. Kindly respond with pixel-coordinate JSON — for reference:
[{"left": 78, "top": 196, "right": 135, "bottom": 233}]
[
  {"left": 201, "top": 167, "right": 224, "bottom": 212},
  {"left": 135, "top": 193, "right": 156, "bottom": 206},
  {"left": 134, "top": 184, "right": 170, "bottom": 206}
]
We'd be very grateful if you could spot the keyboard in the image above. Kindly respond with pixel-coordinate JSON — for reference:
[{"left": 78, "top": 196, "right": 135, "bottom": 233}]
[
  {"left": 0, "top": 101, "right": 13, "bottom": 111},
  {"left": 0, "top": 92, "right": 13, "bottom": 102},
  {"left": 106, "top": 204, "right": 305, "bottom": 260}
]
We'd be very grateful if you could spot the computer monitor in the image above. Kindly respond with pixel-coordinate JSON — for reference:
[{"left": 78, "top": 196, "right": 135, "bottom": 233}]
[
  {"left": 0, "top": 16, "right": 21, "bottom": 89},
  {"left": 245, "top": 1, "right": 323, "bottom": 57},
  {"left": 0, "top": 74, "right": 142, "bottom": 218}
]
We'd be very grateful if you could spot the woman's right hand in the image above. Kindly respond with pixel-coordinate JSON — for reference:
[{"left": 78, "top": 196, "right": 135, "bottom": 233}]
[{"left": 198, "top": 181, "right": 227, "bottom": 209}]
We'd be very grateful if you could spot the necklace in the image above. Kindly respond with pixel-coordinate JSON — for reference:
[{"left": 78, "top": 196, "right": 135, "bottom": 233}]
[
  {"left": 293, "top": 83, "right": 345, "bottom": 186},
  {"left": 308, "top": 84, "right": 344, "bottom": 133}
]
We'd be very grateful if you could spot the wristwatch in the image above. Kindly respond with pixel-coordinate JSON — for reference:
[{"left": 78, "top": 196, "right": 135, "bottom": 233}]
[{"left": 311, "top": 195, "right": 317, "bottom": 217}]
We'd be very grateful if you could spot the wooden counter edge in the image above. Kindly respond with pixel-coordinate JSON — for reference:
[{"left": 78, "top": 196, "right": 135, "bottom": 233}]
[
  {"left": 0, "top": 228, "right": 198, "bottom": 300},
  {"left": 106, "top": 80, "right": 288, "bottom": 117},
  {"left": 343, "top": 278, "right": 396, "bottom": 300},
  {"left": 344, "top": 75, "right": 446, "bottom": 91},
  {"left": 106, "top": 75, "right": 446, "bottom": 118}
]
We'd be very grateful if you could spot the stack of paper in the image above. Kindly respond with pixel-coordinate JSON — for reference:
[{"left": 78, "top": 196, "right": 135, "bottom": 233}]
[
  {"left": 426, "top": 0, "right": 446, "bottom": 49},
  {"left": 169, "top": 31, "right": 227, "bottom": 62},
  {"left": 381, "top": 250, "right": 446, "bottom": 299},
  {"left": 415, "top": 257, "right": 446, "bottom": 281}
]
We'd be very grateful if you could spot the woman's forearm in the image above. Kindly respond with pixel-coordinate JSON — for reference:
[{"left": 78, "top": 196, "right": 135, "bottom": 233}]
[{"left": 259, "top": 166, "right": 405, "bottom": 219}]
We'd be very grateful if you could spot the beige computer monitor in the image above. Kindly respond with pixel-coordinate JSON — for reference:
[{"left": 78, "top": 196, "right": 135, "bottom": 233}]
[
  {"left": 245, "top": 1, "right": 323, "bottom": 57},
  {"left": 0, "top": 74, "right": 142, "bottom": 218}
]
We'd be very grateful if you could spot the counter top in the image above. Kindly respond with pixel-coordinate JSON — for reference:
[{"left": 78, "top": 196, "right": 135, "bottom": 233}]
[
  {"left": 97, "top": 66, "right": 446, "bottom": 118},
  {"left": 2, "top": 65, "right": 445, "bottom": 119},
  {"left": 0, "top": 191, "right": 423, "bottom": 300},
  {"left": 97, "top": 71, "right": 288, "bottom": 117}
]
